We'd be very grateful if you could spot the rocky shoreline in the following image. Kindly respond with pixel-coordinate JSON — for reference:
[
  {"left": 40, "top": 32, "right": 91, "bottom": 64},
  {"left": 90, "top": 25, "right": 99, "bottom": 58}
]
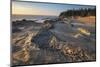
[{"left": 12, "top": 18, "right": 96, "bottom": 66}]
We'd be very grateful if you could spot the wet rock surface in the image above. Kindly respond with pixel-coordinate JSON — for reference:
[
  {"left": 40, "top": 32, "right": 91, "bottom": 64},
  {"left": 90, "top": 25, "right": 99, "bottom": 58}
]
[{"left": 31, "top": 29, "right": 53, "bottom": 49}]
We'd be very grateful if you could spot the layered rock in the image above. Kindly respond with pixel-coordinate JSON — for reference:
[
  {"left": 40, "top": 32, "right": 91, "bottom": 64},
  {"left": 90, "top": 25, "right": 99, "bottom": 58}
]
[
  {"left": 12, "top": 32, "right": 40, "bottom": 65},
  {"left": 12, "top": 18, "right": 96, "bottom": 66}
]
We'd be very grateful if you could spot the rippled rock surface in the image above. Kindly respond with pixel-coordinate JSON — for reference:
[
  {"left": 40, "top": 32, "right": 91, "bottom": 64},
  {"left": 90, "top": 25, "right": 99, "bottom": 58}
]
[{"left": 12, "top": 19, "right": 96, "bottom": 66}]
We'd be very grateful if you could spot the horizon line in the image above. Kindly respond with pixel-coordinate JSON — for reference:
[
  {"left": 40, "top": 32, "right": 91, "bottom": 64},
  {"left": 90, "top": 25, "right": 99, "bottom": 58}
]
[{"left": 12, "top": 14, "right": 58, "bottom": 16}]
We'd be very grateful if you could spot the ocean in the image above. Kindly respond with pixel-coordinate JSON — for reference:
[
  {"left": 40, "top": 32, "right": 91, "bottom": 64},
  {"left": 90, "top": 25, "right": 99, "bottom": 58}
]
[{"left": 11, "top": 15, "right": 58, "bottom": 22}]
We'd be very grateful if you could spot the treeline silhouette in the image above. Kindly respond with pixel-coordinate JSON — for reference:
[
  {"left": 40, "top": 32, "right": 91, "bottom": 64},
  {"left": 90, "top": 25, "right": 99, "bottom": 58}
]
[{"left": 59, "top": 8, "right": 96, "bottom": 17}]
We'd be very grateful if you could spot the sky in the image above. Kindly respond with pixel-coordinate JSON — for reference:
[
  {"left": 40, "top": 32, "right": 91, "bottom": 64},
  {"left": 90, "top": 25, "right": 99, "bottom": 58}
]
[{"left": 12, "top": 1, "right": 95, "bottom": 16}]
